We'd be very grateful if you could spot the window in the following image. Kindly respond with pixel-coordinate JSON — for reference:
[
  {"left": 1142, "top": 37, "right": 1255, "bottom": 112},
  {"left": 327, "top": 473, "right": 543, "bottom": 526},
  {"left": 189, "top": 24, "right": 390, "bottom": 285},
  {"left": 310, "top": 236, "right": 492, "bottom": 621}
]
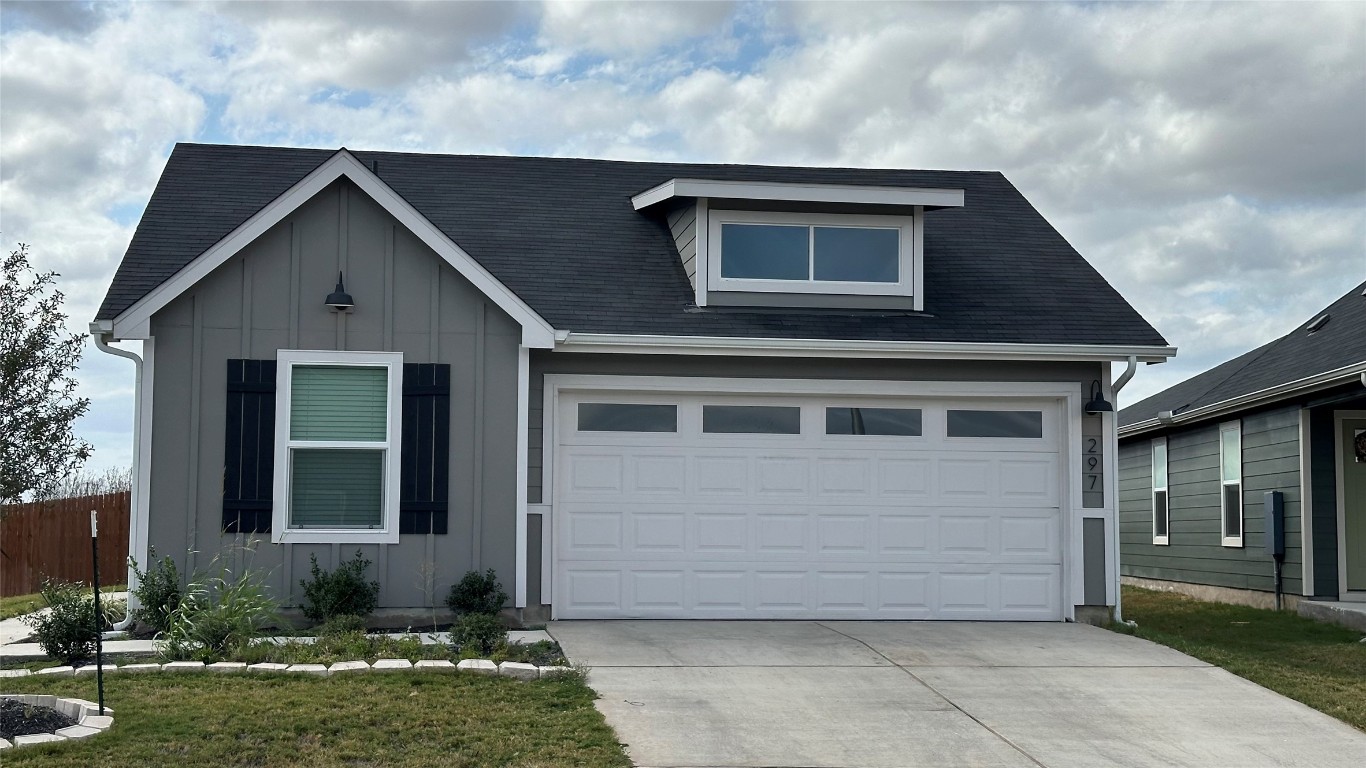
[
  {"left": 708, "top": 210, "right": 916, "bottom": 297},
  {"left": 825, "top": 407, "right": 922, "bottom": 436},
  {"left": 273, "top": 350, "right": 402, "bottom": 544},
  {"left": 1220, "top": 421, "right": 1243, "bottom": 547},
  {"left": 703, "top": 405, "right": 801, "bottom": 434},
  {"left": 946, "top": 410, "right": 1044, "bottom": 439},
  {"left": 1152, "top": 438, "right": 1169, "bottom": 545},
  {"left": 578, "top": 403, "right": 677, "bottom": 433}
]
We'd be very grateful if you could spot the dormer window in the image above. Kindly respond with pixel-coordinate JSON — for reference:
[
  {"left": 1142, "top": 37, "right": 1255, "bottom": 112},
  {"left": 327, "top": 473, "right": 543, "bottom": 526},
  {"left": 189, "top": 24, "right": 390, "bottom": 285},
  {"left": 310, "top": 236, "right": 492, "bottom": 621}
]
[
  {"left": 710, "top": 211, "right": 912, "bottom": 295},
  {"left": 630, "top": 178, "right": 964, "bottom": 311}
]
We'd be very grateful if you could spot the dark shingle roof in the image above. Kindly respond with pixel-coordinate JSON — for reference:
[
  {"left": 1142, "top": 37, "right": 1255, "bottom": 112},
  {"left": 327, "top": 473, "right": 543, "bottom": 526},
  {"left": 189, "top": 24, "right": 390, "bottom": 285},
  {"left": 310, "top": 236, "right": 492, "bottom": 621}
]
[
  {"left": 1120, "top": 281, "right": 1366, "bottom": 427},
  {"left": 97, "top": 143, "right": 1168, "bottom": 347}
]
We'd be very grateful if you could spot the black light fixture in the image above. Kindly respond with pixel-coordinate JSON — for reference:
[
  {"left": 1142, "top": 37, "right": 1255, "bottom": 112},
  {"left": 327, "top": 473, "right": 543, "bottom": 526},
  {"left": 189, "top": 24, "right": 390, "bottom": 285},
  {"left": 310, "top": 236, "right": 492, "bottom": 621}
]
[
  {"left": 325, "top": 271, "right": 354, "bottom": 313},
  {"left": 1084, "top": 380, "right": 1114, "bottom": 414}
]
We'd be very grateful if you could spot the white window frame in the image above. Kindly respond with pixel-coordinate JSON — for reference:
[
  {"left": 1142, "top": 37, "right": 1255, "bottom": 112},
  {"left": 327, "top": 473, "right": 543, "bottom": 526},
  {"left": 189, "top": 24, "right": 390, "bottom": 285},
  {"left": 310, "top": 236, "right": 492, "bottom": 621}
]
[
  {"left": 1152, "top": 437, "right": 1169, "bottom": 545},
  {"left": 1219, "top": 420, "right": 1243, "bottom": 548},
  {"left": 706, "top": 209, "right": 919, "bottom": 298},
  {"left": 272, "top": 350, "right": 404, "bottom": 544}
]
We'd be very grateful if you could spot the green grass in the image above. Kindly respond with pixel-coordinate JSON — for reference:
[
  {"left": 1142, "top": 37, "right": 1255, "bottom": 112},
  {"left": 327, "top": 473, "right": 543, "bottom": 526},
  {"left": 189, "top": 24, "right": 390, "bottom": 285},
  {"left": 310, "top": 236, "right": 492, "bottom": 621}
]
[
  {"left": 0, "top": 671, "right": 630, "bottom": 767},
  {"left": 0, "top": 585, "right": 127, "bottom": 621},
  {"left": 1114, "top": 586, "right": 1366, "bottom": 730}
]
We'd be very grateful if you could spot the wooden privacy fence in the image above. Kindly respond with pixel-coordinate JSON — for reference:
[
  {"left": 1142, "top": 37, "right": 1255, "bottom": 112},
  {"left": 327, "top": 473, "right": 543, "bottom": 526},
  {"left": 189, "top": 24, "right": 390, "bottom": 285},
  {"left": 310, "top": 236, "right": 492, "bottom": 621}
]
[{"left": 0, "top": 491, "right": 131, "bottom": 597}]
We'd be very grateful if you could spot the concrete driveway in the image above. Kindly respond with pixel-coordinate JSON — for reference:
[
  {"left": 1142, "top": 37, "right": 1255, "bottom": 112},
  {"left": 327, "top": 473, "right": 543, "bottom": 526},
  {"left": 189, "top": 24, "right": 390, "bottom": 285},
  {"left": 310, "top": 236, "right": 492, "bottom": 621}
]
[{"left": 548, "top": 621, "right": 1366, "bottom": 768}]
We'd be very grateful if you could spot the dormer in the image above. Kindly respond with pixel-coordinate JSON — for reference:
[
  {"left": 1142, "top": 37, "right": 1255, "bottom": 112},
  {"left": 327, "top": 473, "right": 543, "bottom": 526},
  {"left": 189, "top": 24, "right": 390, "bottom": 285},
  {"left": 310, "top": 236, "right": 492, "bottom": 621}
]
[{"left": 632, "top": 178, "right": 964, "bottom": 310}]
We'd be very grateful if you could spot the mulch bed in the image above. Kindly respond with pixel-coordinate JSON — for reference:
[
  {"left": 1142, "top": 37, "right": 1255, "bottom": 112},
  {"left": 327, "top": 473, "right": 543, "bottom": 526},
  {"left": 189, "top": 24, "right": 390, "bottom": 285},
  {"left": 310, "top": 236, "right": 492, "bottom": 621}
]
[{"left": 0, "top": 698, "right": 78, "bottom": 740}]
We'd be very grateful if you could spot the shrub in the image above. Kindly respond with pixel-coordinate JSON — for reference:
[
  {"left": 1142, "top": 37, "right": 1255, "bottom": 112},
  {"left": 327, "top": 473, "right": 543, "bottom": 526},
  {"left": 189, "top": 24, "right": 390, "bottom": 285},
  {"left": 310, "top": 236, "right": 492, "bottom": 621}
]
[
  {"left": 129, "top": 547, "right": 181, "bottom": 633},
  {"left": 446, "top": 569, "right": 508, "bottom": 616},
  {"left": 300, "top": 550, "right": 380, "bottom": 623},
  {"left": 318, "top": 613, "right": 368, "bottom": 637},
  {"left": 159, "top": 563, "right": 279, "bottom": 662},
  {"left": 23, "top": 580, "right": 98, "bottom": 665},
  {"left": 452, "top": 612, "right": 506, "bottom": 656}
]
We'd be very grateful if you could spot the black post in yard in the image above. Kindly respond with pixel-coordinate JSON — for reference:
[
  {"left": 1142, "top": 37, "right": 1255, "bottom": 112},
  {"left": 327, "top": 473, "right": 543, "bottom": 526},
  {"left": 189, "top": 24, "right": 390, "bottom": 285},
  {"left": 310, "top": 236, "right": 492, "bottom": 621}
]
[{"left": 90, "top": 509, "right": 106, "bottom": 716}]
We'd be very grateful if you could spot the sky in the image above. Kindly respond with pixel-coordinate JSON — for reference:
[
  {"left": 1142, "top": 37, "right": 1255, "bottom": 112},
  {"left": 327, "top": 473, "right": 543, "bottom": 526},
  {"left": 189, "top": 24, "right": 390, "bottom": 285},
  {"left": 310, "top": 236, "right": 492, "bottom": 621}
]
[{"left": 2, "top": 0, "right": 1364, "bottom": 472}]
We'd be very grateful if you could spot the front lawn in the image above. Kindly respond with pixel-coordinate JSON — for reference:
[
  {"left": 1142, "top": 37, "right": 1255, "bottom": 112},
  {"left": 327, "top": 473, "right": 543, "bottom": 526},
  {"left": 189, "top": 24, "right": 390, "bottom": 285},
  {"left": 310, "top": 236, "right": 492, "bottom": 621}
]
[
  {"left": 1114, "top": 586, "right": 1366, "bottom": 731},
  {"left": 0, "top": 671, "right": 630, "bottom": 767}
]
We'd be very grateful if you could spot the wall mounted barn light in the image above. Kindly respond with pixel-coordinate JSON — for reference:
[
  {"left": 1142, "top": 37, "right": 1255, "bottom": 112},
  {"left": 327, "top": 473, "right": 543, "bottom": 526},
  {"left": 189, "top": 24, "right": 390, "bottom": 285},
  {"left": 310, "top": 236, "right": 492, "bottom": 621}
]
[
  {"left": 325, "top": 272, "right": 354, "bottom": 313},
  {"left": 1084, "top": 380, "right": 1113, "bottom": 414}
]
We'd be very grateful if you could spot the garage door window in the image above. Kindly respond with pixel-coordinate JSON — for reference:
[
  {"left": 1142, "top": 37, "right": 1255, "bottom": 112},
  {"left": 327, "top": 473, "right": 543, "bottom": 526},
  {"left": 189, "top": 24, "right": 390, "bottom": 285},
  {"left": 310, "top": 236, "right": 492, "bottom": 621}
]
[
  {"left": 577, "top": 403, "right": 677, "bottom": 433},
  {"left": 703, "top": 405, "right": 801, "bottom": 434},
  {"left": 947, "top": 409, "right": 1043, "bottom": 438},
  {"left": 825, "top": 407, "right": 922, "bottom": 436}
]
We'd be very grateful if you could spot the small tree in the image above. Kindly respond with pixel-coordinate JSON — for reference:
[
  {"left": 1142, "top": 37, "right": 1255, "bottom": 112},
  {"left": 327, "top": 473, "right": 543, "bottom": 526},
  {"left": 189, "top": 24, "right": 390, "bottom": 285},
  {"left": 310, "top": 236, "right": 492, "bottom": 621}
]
[{"left": 0, "top": 244, "right": 92, "bottom": 504}]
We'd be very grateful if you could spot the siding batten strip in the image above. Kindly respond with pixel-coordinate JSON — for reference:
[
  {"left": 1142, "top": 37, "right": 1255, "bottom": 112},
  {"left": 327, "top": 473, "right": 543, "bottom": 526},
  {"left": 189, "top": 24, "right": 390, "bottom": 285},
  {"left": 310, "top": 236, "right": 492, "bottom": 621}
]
[
  {"left": 186, "top": 296, "right": 203, "bottom": 577},
  {"left": 471, "top": 304, "right": 485, "bottom": 567}
]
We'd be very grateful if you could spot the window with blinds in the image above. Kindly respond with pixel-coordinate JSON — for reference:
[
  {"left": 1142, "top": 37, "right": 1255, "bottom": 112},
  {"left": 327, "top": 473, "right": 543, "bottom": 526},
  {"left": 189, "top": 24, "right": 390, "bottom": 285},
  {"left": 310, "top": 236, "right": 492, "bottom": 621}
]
[{"left": 274, "top": 351, "right": 402, "bottom": 542}]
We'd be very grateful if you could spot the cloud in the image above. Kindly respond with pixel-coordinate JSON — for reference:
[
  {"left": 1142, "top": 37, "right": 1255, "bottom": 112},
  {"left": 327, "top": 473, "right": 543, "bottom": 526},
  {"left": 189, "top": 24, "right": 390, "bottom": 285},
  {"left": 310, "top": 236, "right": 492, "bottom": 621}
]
[{"left": 1, "top": 0, "right": 1363, "bottom": 465}]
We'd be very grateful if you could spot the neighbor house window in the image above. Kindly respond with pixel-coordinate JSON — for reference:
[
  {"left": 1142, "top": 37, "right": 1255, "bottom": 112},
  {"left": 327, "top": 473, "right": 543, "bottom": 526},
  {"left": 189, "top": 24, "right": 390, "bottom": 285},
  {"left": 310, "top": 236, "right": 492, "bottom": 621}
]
[
  {"left": 1152, "top": 437, "right": 1168, "bottom": 545},
  {"left": 1219, "top": 421, "right": 1243, "bottom": 547},
  {"left": 272, "top": 350, "right": 402, "bottom": 544},
  {"left": 707, "top": 210, "right": 916, "bottom": 297}
]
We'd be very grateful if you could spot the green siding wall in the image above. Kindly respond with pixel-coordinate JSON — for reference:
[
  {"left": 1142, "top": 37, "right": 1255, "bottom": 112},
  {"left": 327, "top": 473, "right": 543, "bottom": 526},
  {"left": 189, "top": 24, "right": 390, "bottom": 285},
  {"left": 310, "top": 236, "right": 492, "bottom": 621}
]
[{"left": 1119, "top": 405, "right": 1302, "bottom": 594}]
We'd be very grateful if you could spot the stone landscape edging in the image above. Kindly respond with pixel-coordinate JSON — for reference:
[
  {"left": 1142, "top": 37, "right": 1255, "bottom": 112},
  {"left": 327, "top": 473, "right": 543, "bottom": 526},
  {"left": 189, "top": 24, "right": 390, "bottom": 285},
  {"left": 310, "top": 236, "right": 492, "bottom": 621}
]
[
  {"left": 0, "top": 658, "right": 572, "bottom": 749},
  {"left": 0, "top": 693, "right": 114, "bottom": 749}
]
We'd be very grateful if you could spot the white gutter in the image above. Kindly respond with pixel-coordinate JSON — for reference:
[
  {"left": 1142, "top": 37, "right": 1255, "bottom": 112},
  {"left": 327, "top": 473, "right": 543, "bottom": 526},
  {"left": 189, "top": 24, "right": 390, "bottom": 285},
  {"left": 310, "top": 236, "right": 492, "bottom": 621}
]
[
  {"left": 557, "top": 333, "right": 1176, "bottom": 363},
  {"left": 89, "top": 323, "right": 143, "bottom": 630},
  {"left": 1110, "top": 356, "right": 1138, "bottom": 626},
  {"left": 1120, "top": 360, "right": 1366, "bottom": 438}
]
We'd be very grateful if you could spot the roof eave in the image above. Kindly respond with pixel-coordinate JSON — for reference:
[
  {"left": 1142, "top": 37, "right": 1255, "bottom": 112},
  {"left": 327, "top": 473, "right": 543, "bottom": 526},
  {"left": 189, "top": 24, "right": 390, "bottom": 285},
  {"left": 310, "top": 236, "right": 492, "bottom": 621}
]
[
  {"left": 556, "top": 333, "right": 1176, "bottom": 363},
  {"left": 631, "top": 178, "right": 966, "bottom": 210},
  {"left": 1119, "top": 360, "right": 1366, "bottom": 438}
]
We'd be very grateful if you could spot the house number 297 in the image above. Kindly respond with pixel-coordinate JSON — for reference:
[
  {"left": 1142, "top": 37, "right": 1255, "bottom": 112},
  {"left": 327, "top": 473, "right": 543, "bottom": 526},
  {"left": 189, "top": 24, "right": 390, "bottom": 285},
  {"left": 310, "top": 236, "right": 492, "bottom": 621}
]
[{"left": 1082, "top": 419, "right": 1104, "bottom": 508}]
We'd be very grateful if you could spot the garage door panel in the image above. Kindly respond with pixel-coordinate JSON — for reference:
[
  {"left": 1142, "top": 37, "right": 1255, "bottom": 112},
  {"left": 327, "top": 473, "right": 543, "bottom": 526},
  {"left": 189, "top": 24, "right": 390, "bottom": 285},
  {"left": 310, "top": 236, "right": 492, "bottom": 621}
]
[
  {"left": 555, "top": 392, "right": 1065, "bottom": 620},
  {"left": 554, "top": 563, "right": 1061, "bottom": 619},
  {"left": 561, "top": 503, "right": 1060, "bottom": 563}
]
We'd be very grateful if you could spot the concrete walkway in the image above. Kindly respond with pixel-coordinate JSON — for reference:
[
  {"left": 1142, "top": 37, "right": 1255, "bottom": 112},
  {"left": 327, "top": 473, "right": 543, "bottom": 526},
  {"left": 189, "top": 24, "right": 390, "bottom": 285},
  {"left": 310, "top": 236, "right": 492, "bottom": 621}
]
[{"left": 549, "top": 621, "right": 1366, "bottom": 768}]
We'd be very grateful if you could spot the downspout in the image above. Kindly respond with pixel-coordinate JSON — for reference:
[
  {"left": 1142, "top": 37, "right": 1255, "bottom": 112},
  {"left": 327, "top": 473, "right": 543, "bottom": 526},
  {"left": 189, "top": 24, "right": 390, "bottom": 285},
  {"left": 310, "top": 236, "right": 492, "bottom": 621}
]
[
  {"left": 89, "top": 325, "right": 143, "bottom": 630},
  {"left": 1111, "top": 356, "right": 1139, "bottom": 626}
]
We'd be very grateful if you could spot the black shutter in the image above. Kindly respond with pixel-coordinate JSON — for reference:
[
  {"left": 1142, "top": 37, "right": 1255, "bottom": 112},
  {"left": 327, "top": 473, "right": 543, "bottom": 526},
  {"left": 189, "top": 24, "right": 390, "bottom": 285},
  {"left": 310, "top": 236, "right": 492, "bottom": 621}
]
[
  {"left": 400, "top": 363, "right": 450, "bottom": 534},
  {"left": 223, "top": 359, "right": 276, "bottom": 533}
]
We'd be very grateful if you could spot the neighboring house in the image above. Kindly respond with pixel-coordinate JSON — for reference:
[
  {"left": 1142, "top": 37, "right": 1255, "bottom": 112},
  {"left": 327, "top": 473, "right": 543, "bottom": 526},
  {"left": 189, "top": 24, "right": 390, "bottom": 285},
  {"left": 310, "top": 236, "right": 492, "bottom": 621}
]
[
  {"left": 1118, "top": 282, "right": 1366, "bottom": 608},
  {"left": 93, "top": 143, "right": 1173, "bottom": 624}
]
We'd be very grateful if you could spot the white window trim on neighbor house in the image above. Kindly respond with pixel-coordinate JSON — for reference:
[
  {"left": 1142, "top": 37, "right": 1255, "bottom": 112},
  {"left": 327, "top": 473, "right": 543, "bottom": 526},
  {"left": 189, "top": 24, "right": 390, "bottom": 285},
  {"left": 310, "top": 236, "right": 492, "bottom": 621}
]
[
  {"left": 1152, "top": 436, "right": 1169, "bottom": 546},
  {"left": 1220, "top": 420, "right": 1243, "bottom": 548},
  {"left": 272, "top": 349, "right": 404, "bottom": 544},
  {"left": 706, "top": 209, "right": 921, "bottom": 300}
]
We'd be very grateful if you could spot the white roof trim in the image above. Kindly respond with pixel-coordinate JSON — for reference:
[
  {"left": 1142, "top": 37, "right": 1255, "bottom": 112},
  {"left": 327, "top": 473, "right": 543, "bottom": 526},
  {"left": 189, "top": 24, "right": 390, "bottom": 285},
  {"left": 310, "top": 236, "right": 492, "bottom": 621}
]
[
  {"left": 109, "top": 149, "right": 557, "bottom": 348},
  {"left": 631, "top": 178, "right": 965, "bottom": 211},
  {"left": 1120, "top": 359, "right": 1366, "bottom": 438},
  {"left": 556, "top": 332, "right": 1175, "bottom": 363}
]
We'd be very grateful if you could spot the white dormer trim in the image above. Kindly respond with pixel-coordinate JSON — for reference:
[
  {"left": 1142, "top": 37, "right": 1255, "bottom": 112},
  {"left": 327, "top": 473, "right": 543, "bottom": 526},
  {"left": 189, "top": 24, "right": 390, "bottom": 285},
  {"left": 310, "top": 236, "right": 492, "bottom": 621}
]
[
  {"left": 109, "top": 149, "right": 557, "bottom": 348},
  {"left": 632, "top": 178, "right": 965, "bottom": 210}
]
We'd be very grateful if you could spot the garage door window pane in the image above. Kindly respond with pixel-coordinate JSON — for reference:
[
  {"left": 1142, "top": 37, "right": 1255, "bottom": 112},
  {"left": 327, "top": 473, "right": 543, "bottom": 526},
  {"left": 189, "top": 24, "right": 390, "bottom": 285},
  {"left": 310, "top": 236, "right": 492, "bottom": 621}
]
[
  {"left": 577, "top": 403, "right": 677, "bottom": 432},
  {"left": 703, "top": 405, "right": 801, "bottom": 434},
  {"left": 826, "top": 407, "right": 921, "bottom": 436},
  {"left": 947, "top": 410, "right": 1043, "bottom": 438}
]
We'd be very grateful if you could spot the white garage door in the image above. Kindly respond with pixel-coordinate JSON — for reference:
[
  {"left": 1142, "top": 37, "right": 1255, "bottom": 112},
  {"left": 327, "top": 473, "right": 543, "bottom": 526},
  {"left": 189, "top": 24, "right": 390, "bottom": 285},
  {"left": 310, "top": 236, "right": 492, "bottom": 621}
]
[{"left": 553, "top": 391, "right": 1064, "bottom": 620}]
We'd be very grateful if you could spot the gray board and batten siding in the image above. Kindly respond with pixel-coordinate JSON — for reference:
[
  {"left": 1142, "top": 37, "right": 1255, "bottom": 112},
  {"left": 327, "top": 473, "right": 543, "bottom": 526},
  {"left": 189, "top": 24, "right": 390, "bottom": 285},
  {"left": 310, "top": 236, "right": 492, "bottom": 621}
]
[
  {"left": 525, "top": 353, "right": 1108, "bottom": 608},
  {"left": 147, "top": 178, "right": 522, "bottom": 609},
  {"left": 1119, "top": 405, "right": 1303, "bottom": 595}
]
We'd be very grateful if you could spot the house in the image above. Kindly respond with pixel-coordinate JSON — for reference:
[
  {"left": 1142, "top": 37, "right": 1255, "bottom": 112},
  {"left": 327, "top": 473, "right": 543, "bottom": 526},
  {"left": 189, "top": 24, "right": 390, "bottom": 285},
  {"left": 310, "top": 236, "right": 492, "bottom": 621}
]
[
  {"left": 92, "top": 143, "right": 1173, "bottom": 624},
  {"left": 1117, "top": 282, "right": 1366, "bottom": 610}
]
